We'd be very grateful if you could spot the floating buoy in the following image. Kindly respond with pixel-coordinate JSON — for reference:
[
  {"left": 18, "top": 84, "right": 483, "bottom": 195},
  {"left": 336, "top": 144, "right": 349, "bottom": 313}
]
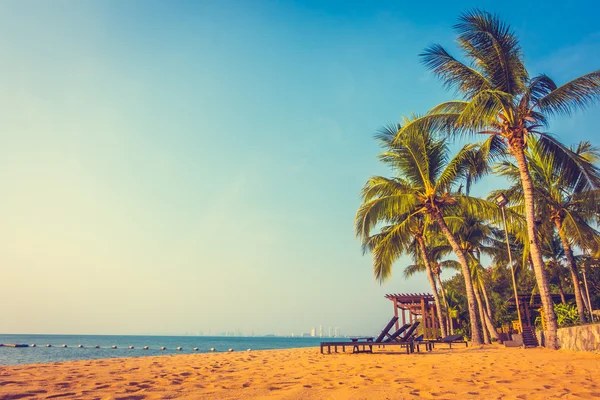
[
  {"left": 95, "top": 345, "right": 100, "bottom": 348},
  {"left": 129, "top": 346, "right": 134, "bottom": 349},
  {"left": 247, "top": 349, "right": 251, "bottom": 352},
  {"left": 160, "top": 347, "right": 166, "bottom": 350},
  {"left": 143, "top": 346, "right": 149, "bottom": 350},
  {"left": 176, "top": 347, "right": 182, "bottom": 351},
  {"left": 210, "top": 348, "right": 215, "bottom": 352},
  {"left": 46, "top": 344, "right": 52, "bottom": 348},
  {"left": 62, "top": 344, "right": 67, "bottom": 348},
  {"left": 78, "top": 345, "right": 84, "bottom": 348},
  {"left": 111, "top": 345, "right": 117, "bottom": 349},
  {"left": 193, "top": 347, "right": 198, "bottom": 351},
  {"left": 228, "top": 348, "right": 233, "bottom": 352},
  {"left": 31, "top": 344, "right": 36, "bottom": 347}
]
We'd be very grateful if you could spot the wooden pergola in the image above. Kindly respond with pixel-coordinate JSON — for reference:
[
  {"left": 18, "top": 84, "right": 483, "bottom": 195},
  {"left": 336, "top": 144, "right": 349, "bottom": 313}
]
[{"left": 385, "top": 293, "right": 440, "bottom": 340}]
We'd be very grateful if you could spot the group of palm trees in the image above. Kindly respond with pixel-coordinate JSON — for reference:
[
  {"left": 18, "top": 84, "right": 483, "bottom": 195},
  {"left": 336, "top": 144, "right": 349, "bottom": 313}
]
[{"left": 355, "top": 10, "right": 600, "bottom": 349}]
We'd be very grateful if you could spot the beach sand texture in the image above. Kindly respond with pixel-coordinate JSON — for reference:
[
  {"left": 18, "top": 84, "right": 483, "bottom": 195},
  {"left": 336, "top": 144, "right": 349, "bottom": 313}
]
[{"left": 1, "top": 345, "right": 600, "bottom": 399}]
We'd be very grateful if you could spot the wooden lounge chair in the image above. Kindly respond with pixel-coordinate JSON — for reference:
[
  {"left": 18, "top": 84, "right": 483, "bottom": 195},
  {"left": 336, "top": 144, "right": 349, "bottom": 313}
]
[
  {"left": 385, "top": 321, "right": 421, "bottom": 353},
  {"left": 364, "top": 321, "right": 421, "bottom": 354},
  {"left": 425, "top": 334, "right": 468, "bottom": 349},
  {"left": 320, "top": 316, "right": 398, "bottom": 354},
  {"left": 382, "top": 323, "right": 410, "bottom": 343}
]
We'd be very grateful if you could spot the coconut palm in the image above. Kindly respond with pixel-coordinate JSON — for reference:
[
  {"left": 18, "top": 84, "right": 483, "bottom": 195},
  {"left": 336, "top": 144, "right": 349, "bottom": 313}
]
[
  {"left": 494, "top": 138, "right": 600, "bottom": 323},
  {"left": 397, "top": 10, "right": 600, "bottom": 347},
  {"left": 355, "top": 122, "right": 502, "bottom": 344}
]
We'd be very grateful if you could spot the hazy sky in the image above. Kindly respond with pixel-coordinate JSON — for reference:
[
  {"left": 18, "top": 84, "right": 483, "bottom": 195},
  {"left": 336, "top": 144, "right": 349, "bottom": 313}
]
[{"left": 1, "top": 0, "right": 599, "bottom": 336}]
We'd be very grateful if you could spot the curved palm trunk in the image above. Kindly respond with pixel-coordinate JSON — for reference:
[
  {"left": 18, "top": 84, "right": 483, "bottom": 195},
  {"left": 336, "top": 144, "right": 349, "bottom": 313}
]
[
  {"left": 477, "top": 282, "right": 500, "bottom": 341},
  {"left": 481, "top": 283, "right": 493, "bottom": 323},
  {"left": 554, "top": 219, "right": 587, "bottom": 323},
  {"left": 511, "top": 146, "right": 558, "bottom": 349},
  {"left": 474, "top": 285, "right": 491, "bottom": 344},
  {"left": 436, "top": 274, "right": 453, "bottom": 335},
  {"left": 432, "top": 212, "right": 482, "bottom": 344},
  {"left": 416, "top": 237, "right": 447, "bottom": 338},
  {"left": 557, "top": 279, "right": 566, "bottom": 304},
  {"left": 552, "top": 258, "right": 567, "bottom": 304}
]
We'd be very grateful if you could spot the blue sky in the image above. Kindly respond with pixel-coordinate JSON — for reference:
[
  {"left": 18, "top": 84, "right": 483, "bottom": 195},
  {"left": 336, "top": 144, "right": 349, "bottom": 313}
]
[{"left": 1, "top": 0, "right": 599, "bottom": 336}]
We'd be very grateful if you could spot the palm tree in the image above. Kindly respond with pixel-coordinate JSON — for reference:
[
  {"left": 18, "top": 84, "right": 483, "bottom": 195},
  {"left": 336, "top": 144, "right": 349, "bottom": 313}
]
[
  {"left": 397, "top": 10, "right": 600, "bottom": 347},
  {"left": 355, "top": 123, "right": 501, "bottom": 344},
  {"left": 494, "top": 138, "right": 600, "bottom": 323}
]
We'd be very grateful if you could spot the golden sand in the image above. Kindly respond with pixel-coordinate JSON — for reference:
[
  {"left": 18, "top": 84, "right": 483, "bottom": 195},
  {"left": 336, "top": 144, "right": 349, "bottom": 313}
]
[{"left": 1, "top": 345, "right": 599, "bottom": 399}]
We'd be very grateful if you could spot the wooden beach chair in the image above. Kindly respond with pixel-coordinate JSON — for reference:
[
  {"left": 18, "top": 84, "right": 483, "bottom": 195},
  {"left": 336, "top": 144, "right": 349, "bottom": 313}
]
[
  {"left": 319, "top": 316, "right": 398, "bottom": 354},
  {"left": 425, "top": 334, "right": 468, "bottom": 349},
  {"left": 388, "top": 321, "right": 421, "bottom": 353},
  {"left": 382, "top": 323, "right": 411, "bottom": 343}
]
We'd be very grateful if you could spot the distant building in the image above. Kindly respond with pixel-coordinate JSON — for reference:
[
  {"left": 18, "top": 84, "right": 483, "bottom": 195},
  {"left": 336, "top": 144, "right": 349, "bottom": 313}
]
[
  {"left": 319, "top": 326, "right": 322, "bottom": 337},
  {"left": 310, "top": 327, "right": 316, "bottom": 337}
]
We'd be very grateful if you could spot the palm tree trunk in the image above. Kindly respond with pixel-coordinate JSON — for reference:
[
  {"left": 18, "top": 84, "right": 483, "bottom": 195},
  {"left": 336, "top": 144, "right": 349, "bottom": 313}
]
[
  {"left": 478, "top": 282, "right": 500, "bottom": 341},
  {"left": 474, "top": 284, "right": 491, "bottom": 344},
  {"left": 557, "top": 278, "right": 566, "bottom": 304},
  {"left": 554, "top": 219, "right": 587, "bottom": 323},
  {"left": 436, "top": 274, "right": 453, "bottom": 335},
  {"left": 432, "top": 211, "right": 482, "bottom": 344},
  {"left": 510, "top": 145, "right": 558, "bottom": 349},
  {"left": 416, "top": 237, "right": 447, "bottom": 337},
  {"left": 481, "top": 283, "right": 493, "bottom": 322}
]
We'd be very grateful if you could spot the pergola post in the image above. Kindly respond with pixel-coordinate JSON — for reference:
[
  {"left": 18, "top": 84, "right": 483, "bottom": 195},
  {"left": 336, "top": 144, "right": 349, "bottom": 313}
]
[
  {"left": 421, "top": 298, "right": 426, "bottom": 338},
  {"left": 393, "top": 298, "right": 399, "bottom": 330}
]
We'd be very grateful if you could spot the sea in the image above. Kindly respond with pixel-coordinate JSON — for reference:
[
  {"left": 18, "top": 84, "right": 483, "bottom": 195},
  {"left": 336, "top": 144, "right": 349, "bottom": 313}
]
[{"left": 0, "top": 334, "right": 343, "bottom": 366}]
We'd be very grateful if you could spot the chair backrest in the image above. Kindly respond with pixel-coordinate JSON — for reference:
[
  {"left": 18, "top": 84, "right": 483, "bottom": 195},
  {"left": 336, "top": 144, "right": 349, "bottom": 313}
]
[
  {"left": 441, "top": 334, "right": 464, "bottom": 342},
  {"left": 398, "top": 321, "right": 420, "bottom": 342},
  {"left": 374, "top": 316, "right": 399, "bottom": 343},
  {"left": 383, "top": 324, "right": 410, "bottom": 343}
]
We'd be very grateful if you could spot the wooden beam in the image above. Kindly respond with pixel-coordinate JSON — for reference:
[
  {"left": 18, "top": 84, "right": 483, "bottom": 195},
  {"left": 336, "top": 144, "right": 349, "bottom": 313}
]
[
  {"left": 393, "top": 298, "right": 399, "bottom": 330},
  {"left": 421, "top": 297, "right": 426, "bottom": 338}
]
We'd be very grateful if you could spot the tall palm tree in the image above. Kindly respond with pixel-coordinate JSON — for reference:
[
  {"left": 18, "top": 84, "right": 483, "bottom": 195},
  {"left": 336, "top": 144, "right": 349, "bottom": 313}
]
[
  {"left": 494, "top": 138, "right": 600, "bottom": 322},
  {"left": 397, "top": 10, "right": 600, "bottom": 347},
  {"left": 355, "top": 123, "right": 501, "bottom": 344}
]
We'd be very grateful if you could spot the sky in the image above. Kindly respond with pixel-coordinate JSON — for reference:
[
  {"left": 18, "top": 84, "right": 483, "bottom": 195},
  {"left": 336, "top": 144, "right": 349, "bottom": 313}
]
[{"left": 1, "top": 0, "right": 599, "bottom": 336}]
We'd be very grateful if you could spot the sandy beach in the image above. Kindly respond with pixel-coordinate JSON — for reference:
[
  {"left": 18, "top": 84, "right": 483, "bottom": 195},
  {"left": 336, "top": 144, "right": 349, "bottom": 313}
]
[{"left": 1, "top": 345, "right": 599, "bottom": 399}]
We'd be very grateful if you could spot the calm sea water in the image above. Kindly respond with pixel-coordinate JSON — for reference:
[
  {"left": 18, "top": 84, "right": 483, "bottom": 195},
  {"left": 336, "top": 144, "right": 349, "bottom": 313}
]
[{"left": 0, "top": 335, "right": 342, "bottom": 365}]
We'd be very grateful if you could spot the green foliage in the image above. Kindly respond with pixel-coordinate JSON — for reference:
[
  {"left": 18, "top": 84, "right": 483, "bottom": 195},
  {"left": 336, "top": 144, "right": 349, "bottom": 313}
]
[
  {"left": 554, "top": 303, "right": 580, "bottom": 328},
  {"left": 535, "top": 303, "right": 580, "bottom": 329}
]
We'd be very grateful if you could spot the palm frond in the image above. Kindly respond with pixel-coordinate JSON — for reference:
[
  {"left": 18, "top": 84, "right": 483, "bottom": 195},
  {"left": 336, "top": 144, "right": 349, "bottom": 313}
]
[
  {"left": 536, "top": 70, "right": 600, "bottom": 117},
  {"left": 420, "top": 44, "right": 492, "bottom": 97}
]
